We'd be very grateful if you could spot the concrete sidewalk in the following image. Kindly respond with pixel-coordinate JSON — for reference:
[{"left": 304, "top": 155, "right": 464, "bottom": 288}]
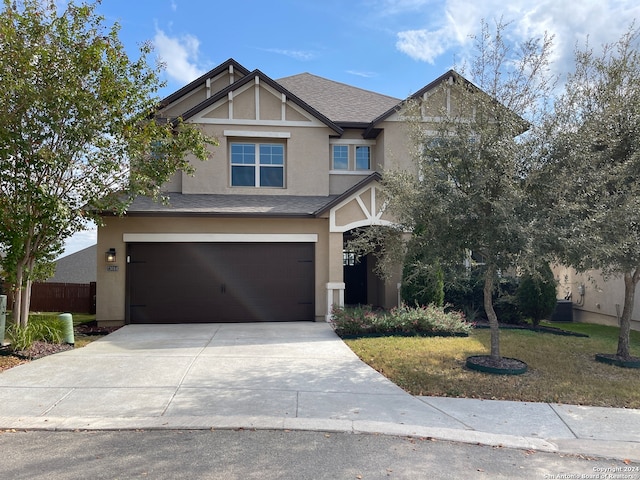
[{"left": 0, "top": 323, "right": 638, "bottom": 462}]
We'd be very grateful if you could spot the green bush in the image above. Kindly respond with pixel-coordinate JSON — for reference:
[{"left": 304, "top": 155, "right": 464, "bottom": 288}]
[
  {"left": 6, "top": 314, "right": 65, "bottom": 351},
  {"left": 331, "top": 304, "right": 472, "bottom": 336},
  {"left": 444, "top": 267, "right": 526, "bottom": 324},
  {"left": 517, "top": 264, "right": 558, "bottom": 326},
  {"left": 401, "top": 259, "right": 445, "bottom": 307}
]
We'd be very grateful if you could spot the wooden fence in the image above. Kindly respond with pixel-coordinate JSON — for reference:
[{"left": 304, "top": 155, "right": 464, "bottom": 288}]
[{"left": 3, "top": 282, "right": 96, "bottom": 314}]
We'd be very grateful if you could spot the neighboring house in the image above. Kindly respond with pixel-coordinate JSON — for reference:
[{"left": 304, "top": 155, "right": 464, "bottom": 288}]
[
  {"left": 48, "top": 245, "right": 97, "bottom": 284},
  {"left": 95, "top": 58, "right": 464, "bottom": 325},
  {"left": 553, "top": 266, "right": 640, "bottom": 332}
]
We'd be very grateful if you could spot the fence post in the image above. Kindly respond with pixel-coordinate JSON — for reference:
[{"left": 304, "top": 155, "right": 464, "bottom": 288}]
[{"left": 0, "top": 295, "right": 7, "bottom": 346}]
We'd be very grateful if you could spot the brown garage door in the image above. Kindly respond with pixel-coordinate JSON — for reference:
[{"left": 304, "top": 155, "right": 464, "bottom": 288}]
[{"left": 127, "top": 242, "right": 314, "bottom": 323}]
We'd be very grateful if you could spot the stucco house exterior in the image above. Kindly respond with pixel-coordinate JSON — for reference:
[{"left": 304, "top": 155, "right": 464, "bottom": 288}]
[
  {"left": 95, "top": 58, "right": 461, "bottom": 325},
  {"left": 553, "top": 266, "right": 640, "bottom": 332}
]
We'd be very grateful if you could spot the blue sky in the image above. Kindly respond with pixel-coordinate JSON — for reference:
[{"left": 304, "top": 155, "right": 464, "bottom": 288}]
[{"left": 63, "top": 0, "right": 640, "bottom": 256}]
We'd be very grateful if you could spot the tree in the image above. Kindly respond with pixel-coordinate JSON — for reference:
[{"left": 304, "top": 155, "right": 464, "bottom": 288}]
[
  {"left": 517, "top": 264, "right": 558, "bottom": 327},
  {"left": 542, "top": 26, "right": 640, "bottom": 361},
  {"left": 382, "top": 19, "right": 555, "bottom": 361},
  {"left": 0, "top": 0, "right": 215, "bottom": 326}
]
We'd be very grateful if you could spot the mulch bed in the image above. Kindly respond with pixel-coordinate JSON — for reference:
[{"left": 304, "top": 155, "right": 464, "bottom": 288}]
[
  {"left": 594, "top": 353, "right": 640, "bottom": 368},
  {"left": 74, "top": 321, "right": 121, "bottom": 336},
  {"left": 9, "top": 341, "right": 74, "bottom": 360},
  {"left": 465, "top": 355, "right": 529, "bottom": 375}
]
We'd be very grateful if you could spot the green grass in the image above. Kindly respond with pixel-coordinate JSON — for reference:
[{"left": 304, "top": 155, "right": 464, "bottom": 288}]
[{"left": 344, "top": 322, "right": 640, "bottom": 408}]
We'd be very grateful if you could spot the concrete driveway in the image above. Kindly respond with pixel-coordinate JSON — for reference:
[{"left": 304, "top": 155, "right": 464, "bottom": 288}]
[
  {"left": 0, "top": 322, "right": 638, "bottom": 462},
  {"left": 0, "top": 323, "right": 464, "bottom": 429}
]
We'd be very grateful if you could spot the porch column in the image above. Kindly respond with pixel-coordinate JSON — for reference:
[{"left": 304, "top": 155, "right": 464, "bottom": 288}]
[{"left": 325, "top": 282, "right": 345, "bottom": 322}]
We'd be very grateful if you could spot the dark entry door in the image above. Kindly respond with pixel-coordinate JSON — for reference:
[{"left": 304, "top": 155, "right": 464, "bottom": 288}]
[
  {"left": 127, "top": 242, "right": 314, "bottom": 323},
  {"left": 344, "top": 254, "right": 367, "bottom": 305}
]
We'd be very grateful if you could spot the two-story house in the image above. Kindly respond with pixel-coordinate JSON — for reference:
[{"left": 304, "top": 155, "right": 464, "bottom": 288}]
[{"left": 95, "top": 58, "right": 458, "bottom": 325}]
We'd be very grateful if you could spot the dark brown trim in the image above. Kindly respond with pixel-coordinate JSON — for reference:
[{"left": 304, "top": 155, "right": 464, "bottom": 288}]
[
  {"left": 313, "top": 172, "right": 382, "bottom": 216},
  {"left": 179, "top": 69, "right": 343, "bottom": 135},
  {"left": 159, "top": 58, "right": 251, "bottom": 108}
]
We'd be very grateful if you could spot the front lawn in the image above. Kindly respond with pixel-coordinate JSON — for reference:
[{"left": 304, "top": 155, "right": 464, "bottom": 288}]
[{"left": 343, "top": 321, "right": 640, "bottom": 408}]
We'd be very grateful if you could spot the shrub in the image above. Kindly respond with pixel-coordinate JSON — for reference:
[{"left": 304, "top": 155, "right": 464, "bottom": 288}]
[
  {"left": 517, "top": 264, "right": 558, "bottom": 326},
  {"left": 401, "top": 259, "right": 445, "bottom": 307},
  {"left": 6, "top": 314, "right": 65, "bottom": 351},
  {"left": 331, "top": 304, "right": 472, "bottom": 337},
  {"left": 444, "top": 267, "right": 526, "bottom": 324}
]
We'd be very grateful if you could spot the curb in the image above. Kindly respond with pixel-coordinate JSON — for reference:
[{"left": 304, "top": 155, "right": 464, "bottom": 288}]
[{"left": 3, "top": 415, "right": 638, "bottom": 463}]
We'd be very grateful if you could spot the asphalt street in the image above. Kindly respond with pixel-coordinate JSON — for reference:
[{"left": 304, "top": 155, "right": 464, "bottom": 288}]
[{"left": 1, "top": 429, "right": 636, "bottom": 480}]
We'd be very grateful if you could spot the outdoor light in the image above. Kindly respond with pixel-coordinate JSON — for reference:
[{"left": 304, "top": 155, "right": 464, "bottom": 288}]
[{"left": 105, "top": 248, "right": 117, "bottom": 263}]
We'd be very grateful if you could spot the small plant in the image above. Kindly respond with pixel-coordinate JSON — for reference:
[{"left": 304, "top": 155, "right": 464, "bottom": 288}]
[{"left": 6, "top": 314, "right": 64, "bottom": 351}]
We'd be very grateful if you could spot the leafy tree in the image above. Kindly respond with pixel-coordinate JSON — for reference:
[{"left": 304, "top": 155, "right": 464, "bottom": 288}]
[
  {"left": 0, "top": 0, "right": 215, "bottom": 326},
  {"left": 382, "top": 19, "right": 555, "bottom": 359},
  {"left": 541, "top": 27, "right": 640, "bottom": 360},
  {"left": 517, "top": 264, "right": 558, "bottom": 327}
]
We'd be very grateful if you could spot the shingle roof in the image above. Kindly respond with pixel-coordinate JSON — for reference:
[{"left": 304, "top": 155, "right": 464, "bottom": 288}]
[
  {"left": 48, "top": 245, "right": 97, "bottom": 284},
  {"left": 277, "top": 73, "right": 401, "bottom": 124},
  {"left": 125, "top": 193, "right": 339, "bottom": 217}
]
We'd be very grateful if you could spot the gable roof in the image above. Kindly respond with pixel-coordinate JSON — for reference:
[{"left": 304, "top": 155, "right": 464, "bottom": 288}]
[
  {"left": 179, "top": 68, "right": 343, "bottom": 135},
  {"left": 364, "top": 69, "right": 458, "bottom": 137},
  {"left": 159, "top": 58, "right": 250, "bottom": 108},
  {"left": 277, "top": 73, "right": 401, "bottom": 125}
]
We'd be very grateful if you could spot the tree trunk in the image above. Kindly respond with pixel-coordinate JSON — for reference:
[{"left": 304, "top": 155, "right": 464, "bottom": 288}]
[
  {"left": 483, "top": 265, "right": 500, "bottom": 359},
  {"left": 618, "top": 268, "right": 640, "bottom": 360},
  {"left": 10, "top": 257, "right": 33, "bottom": 327}
]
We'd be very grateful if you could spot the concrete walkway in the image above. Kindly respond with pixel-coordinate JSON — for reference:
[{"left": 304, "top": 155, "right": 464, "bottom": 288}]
[{"left": 0, "top": 323, "right": 638, "bottom": 462}]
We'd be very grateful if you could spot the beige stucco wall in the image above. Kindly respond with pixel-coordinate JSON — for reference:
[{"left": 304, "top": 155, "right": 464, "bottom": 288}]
[
  {"left": 180, "top": 124, "right": 332, "bottom": 196},
  {"left": 376, "top": 120, "right": 415, "bottom": 172},
  {"left": 553, "top": 265, "right": 640, "bottom": 332},
  {"left": 96, "top": 215, "right": 337, "bottom": 324}
]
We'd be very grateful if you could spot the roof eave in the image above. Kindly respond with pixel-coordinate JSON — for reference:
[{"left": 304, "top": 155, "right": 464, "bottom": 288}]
[{"left": 158, "top": 58, "right": 251, "bottom": 108}]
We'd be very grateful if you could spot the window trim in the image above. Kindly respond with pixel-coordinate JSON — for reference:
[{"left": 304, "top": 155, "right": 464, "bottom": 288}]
[
  {"left": 329, "top": 139, "right": 375, "bottom": 174},
  {"left": 332, "top": 144, "right": 349, "bottom": 170},
  {"left": 230, "top": 141, "right": 285, "bottom": 188}
]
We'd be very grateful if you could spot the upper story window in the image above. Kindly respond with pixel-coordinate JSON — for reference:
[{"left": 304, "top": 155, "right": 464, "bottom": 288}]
[
  {"left": 231, "top": 142, "right": 284, "bottom": 188},
  {"left": 330, "top": 141, "right": 375, "bottom": 173},
  {"left": 332, "top": 145, "right": 349, "bottom": 170},
  {"left": 355, "top": 146, "right": 370, "bottom": 170}
]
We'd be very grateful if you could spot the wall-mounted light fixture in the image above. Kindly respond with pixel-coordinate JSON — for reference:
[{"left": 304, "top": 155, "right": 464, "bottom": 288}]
[{"left": 105, "top": 248, "right": 117, "bottom": 263}]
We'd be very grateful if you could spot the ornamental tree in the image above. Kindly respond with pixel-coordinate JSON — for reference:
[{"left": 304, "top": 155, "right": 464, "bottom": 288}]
[
  {"left": 541, "top": 27, "right": 640, "bottom": 361},
  {"left": 381, "top": 19, "right": 555, "bottom": 359},
  {"left": 0, "top": 0, "right": 215, "bottom": 326}
]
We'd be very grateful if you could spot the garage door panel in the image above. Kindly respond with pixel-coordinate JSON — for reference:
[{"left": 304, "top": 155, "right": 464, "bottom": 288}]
[{"left": 127, "top": 242, "right": 314, "bottom": 323}]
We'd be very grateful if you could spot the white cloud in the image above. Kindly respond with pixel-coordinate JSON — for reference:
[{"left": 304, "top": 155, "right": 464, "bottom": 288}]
[
  {"left": 262, "top": 48, "right": 316, "bottom": 61},
  {"left": 347, "top": 70, "right": 378, "bottom": 78},
  {"left": 170, "top": 0, "right": 177, "bottom": 12},
  {"left": 396, "top": 27, "right": 451, "bottom": 64},
  {"left": 153, "top": 28, "right": 206, "bottom": 84},
  {"left": 394, "top": 0, "right": 640, "bottom": 78}
]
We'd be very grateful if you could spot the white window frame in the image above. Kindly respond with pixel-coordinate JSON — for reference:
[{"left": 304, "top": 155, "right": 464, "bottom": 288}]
[
  {"left": 230, "top": 141, "right": 285, "bottom": 188},
  {"left": 332, "top": 144, "right": 349, "bottom": 170},
  {"left": 329, "top": 139, "right": 375, "bottom": 174}
]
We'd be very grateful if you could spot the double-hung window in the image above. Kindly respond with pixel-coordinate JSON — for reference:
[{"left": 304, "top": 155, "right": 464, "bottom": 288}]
[{"left": 231, "top": 142, "right": 284, "bottom": 188}]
